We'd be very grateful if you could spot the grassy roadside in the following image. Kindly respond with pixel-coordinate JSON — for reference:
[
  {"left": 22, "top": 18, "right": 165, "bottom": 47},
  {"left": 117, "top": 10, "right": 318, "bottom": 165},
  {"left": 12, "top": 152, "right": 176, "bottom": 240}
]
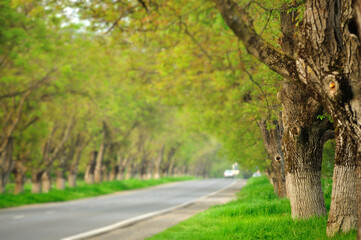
[
  {"left": 148, "top": 177, "right": 356, "bottom": 240},
  {"left": 0, "top": 177, "right": 194, "bottom": 209}
]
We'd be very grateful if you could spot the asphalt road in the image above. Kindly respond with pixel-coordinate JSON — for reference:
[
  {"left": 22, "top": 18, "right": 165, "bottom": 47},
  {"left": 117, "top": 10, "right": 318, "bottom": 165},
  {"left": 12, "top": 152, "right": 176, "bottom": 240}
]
[{"left": 0, "top": 179, "right": 237, "bottom": 240}]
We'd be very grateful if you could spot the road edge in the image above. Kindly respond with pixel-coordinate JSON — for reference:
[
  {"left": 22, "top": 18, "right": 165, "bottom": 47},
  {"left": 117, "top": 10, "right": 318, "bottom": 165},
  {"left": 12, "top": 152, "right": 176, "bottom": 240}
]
[{"left": 61, "top": 180, "right": 238, "bottom": 240}]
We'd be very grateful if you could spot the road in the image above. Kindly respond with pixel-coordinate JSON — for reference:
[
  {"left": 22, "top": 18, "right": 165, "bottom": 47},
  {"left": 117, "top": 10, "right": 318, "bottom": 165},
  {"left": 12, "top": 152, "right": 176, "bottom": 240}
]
[{"left": 0, "top": 179, "right": 239, "bottom": 240}]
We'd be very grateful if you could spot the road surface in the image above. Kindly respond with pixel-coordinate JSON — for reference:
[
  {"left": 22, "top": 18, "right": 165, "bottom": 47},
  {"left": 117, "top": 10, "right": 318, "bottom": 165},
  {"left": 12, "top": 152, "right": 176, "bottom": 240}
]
[{"left": 0, "top": 179, "right": 241, "bottom": 240}]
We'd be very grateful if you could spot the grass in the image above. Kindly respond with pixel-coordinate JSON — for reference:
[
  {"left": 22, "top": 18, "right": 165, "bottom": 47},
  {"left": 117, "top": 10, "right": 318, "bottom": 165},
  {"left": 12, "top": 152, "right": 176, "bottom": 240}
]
[
  {"left": 147, "top": 176, "right": 357, "bottom": 240},
  {"left": 0, "top": 176, "right": 194, "bottom": 209}
]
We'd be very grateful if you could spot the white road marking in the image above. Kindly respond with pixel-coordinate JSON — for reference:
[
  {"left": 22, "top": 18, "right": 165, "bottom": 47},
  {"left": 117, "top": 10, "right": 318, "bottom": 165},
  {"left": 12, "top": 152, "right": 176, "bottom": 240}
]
[
  {"left": 61, "top": 180, "right": 237, "bottom": 240},
  {"left": 46, "top": 211, "right": 54, "bottom": 214},
  {"left": 12, "top": 215, "right": 24, "bottom": 220}
]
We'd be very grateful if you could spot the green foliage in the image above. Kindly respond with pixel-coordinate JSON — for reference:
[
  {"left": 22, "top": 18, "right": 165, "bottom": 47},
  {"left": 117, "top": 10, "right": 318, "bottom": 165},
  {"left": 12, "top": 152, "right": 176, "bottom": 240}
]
[
  {"left": 0, "top": 0, "right": 310, "bottom": 193},
  {"left": 148, "top": 177, "right": 356, "bottom": 240},
  {"left": 317, "top": 113, "right": 333, "bottom": 123}
]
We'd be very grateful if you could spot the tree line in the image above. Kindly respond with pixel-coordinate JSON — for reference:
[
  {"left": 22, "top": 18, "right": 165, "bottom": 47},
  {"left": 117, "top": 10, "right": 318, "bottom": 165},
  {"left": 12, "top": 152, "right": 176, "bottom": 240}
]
[
  {"left": 0, "top": 0, "right": 231, "bottom": 196},
  {"left": 2, "top": 0, "right": 361, "bottom": 238}
]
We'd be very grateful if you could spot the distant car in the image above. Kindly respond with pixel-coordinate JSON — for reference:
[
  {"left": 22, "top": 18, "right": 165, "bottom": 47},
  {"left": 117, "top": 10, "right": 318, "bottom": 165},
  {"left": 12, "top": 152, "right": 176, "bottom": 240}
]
[
  {"left": 252, "top": 172, "right": 261, "bottom": 177},
  {"left": 224, "top": 170, "right": 234, "bottom": 178}
]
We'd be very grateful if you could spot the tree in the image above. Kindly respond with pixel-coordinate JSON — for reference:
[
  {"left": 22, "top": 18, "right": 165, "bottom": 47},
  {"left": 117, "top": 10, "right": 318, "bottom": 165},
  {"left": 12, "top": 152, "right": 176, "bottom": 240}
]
[
  {"left": 214, "top": 0, "right": 361, "bottom": 235},
  {"left": 258, "top": 115, "right": 286, "bottom": 197}
]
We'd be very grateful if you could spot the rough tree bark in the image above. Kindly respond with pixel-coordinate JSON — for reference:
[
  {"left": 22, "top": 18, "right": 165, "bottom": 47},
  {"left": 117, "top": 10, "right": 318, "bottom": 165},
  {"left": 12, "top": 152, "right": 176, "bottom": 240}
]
[
  {"left": 327, "top": 125, "right": 357, "bottom": 235},
  {"left": 153, "top": 145, "right": 165, "bottom": 179},
  {"left": 258, "top": 117, "right": 286, "bottom": 198},
  {"left": 56, "top": 167, "right": 66, "bottom": 190},
  {"left": 280, "top": 82, "right": 333, "bottom": 218}
]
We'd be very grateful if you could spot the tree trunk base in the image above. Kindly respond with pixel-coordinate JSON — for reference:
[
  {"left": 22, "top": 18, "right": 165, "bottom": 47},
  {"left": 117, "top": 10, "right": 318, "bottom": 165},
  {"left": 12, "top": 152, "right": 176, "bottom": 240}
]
[
  {"left": 327, "top": 165, "right": 357, "bottom": 236},
  {"left": 68, "top": 174, "right": 77, "bottom": 188},
  {"left": 41, "top": 172, "right": 52, "bottom": 193},
  {"left": 85, "top": 174, "right": 94, "bottom": 184},
  {"left": 56, "top": 177, "right": 66, "bottom": 190},
  {"left": 286, "top": 172, "right": 327, "bottom": 218},
  {"left": 14, "top": 181, "right": 24, "bottom": 195},
  {"left": 32, "top": 182, "right": 41, "bottom": 193}
]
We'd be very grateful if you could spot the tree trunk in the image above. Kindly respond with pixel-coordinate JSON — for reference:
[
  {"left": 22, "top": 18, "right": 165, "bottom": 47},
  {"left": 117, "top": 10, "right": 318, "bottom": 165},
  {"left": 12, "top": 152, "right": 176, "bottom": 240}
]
[
  {"left": 280, "top": 82, "right": 332, "bottom": 218},
  {"left": 168, "top": 158, "right": 176, "bottom": 176},
  {"left": 41, "top": 170, "right": 52, "bottom": 193},
  {"left": 67, "top": 134, "right": 86, "bottom": 188},
  {"left": 68, "top": 173, "right": 77, "bottom": 188},
  {"left": 153, "top": 145, "right": 165, "bottom": 179},
  {"left": 13, "top": 161, "right": 26, "bottom": 194},
  {"left": 0, "top": 137, "right": 14, "bottom": 194},
  {"left": 85, "top": 151, "right": 97, "bottom": 184},
  {"left": 356, "top": 156, "right": 361, "bottom": 240},
  {"left": 327, "top": 140, "right": 357, "bottom": 233},
  {"left": 94, "top": 141, "right": 105, "bottom": 183},
  {"left": 101, "top": 165, "right": 109, "bottom": 182},
  {"left": 56, "top": 171, "right": 66, "bottom": 190},
  {"left": 109, "top": 165, "right": 118, "bottom": 181},
  {"left": 124, "top": 165, "right": 131, "bottom": 179},
  {"left": 258, "top": 116, "right": 286, "bottom": 198},
  {"left": 215, "top": 0, "right": 361, "bottom": 232},
  {"left": 31, "top": 171, "right": 43, "bottom": 193},
  {"left": 326, "top": 125, "right": 357, "bottom": 235},
  {"left": 116, "top": 164, "right": 124, "bottom": 180}
]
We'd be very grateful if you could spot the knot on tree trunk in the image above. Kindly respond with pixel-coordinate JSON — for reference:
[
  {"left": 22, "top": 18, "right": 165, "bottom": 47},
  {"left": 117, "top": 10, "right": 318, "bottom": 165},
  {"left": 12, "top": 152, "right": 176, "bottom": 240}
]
[
  {"left": 290, "top": 126, "right": 300, "bottom": 137},
  {"left": 324, "top": 74, "right": 340, "bottom": 98}
]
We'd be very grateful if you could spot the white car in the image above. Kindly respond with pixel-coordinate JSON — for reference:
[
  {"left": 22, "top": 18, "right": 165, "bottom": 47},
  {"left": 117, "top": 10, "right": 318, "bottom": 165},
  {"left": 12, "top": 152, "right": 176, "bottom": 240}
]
[{"left": 224, "top": 170, "right": 234, "bottom": 178}]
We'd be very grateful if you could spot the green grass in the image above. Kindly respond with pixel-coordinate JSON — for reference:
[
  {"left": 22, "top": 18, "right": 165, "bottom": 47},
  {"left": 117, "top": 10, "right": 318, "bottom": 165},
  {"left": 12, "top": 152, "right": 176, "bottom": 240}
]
[
  {"left": 147, "top": 177, "right": 356, "bottom": 240},
  {"left": 0, "top": 177, "right": 194, "bottom": 209}
]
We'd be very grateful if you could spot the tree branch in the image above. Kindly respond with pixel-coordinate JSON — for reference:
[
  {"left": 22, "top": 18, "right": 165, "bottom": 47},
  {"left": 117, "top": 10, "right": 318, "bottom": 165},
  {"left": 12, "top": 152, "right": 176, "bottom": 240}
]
[
  {"left": 213, "top": 0, "right": 298, "bottom": 81},
  {"left": 105, "top": 6, "right": 137, "bottom": 34}
]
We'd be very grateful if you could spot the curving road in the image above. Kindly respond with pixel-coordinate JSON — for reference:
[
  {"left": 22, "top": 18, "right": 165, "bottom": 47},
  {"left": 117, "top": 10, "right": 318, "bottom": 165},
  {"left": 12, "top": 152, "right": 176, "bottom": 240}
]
[{"left": 0, "top": 179, "right": 238, "bottom": 240}]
